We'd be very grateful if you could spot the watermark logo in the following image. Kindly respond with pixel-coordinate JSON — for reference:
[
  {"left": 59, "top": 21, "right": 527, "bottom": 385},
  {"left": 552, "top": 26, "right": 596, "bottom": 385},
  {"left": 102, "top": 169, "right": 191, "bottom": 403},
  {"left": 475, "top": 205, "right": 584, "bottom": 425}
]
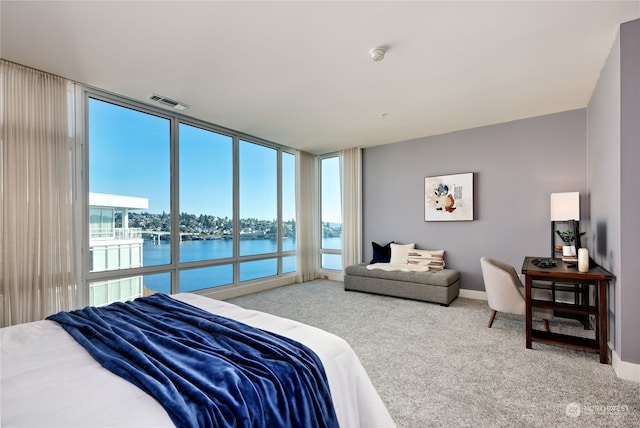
[
  {"left": 566, "top": 402, "right": 581, "bottom": 418},
  {"left": 566, "top": 402, "right": 631, "bottom": 419}
]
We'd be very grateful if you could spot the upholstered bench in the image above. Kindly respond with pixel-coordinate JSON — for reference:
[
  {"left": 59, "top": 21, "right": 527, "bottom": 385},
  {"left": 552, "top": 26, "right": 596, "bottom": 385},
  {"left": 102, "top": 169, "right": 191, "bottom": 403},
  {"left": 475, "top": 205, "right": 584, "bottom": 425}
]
[{"left": 344, "top": 263, "right": 460, "bottom": 306}]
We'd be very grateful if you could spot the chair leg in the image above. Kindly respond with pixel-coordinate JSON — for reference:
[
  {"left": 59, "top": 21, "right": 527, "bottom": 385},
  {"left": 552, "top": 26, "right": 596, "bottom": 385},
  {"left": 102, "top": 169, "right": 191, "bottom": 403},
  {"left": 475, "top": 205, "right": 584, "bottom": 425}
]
[
  {"left": 543, "top": 319, "right": 550, "bottom": 332},
  {"left": 487, "top": 310, "right": 497, "bottom": 328}
]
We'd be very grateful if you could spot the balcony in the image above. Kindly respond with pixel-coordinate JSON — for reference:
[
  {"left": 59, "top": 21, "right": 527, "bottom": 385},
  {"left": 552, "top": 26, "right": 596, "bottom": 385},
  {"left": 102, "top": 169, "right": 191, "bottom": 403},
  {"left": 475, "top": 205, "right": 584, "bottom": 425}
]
[{"left": 90, "top": 227, "right": 143, "bottom": 240}]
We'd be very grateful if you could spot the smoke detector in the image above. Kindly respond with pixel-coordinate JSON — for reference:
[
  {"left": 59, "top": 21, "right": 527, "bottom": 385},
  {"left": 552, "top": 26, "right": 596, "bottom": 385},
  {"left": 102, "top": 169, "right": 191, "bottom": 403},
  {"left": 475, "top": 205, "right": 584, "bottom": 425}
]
[
  {"left": 148, "top": 94, "right": 189, "bottom": 111},
  {"left": 369, "top": 47, "right": 386, "bottom": 62}
]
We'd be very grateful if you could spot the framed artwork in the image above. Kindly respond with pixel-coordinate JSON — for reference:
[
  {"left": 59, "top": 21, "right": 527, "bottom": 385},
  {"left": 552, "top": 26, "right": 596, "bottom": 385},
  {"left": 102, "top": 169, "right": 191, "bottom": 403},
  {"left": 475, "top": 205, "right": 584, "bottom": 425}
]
[{"left": 425, "top": 173, "right": 474, "bottom": 221}]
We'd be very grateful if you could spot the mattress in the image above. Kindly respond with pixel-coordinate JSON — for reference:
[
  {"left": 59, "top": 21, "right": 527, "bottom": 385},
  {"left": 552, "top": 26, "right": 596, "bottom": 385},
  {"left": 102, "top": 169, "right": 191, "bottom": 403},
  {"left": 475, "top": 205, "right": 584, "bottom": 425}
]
[{"left": 1, "top": 293, "right": 395, "bottom": 428}]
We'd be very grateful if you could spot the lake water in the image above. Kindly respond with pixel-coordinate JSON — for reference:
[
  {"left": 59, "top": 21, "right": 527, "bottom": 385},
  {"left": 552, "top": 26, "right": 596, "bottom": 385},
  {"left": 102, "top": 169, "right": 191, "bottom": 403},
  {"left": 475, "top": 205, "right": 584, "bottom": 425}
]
[{"left": 142, "top": 237, "right": 341, "bottom": 292}]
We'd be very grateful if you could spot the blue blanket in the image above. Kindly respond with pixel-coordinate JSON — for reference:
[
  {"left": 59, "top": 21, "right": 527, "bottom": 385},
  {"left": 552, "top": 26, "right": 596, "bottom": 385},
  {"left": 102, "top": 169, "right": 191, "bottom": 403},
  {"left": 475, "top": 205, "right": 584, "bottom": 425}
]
[{"left": 47, "top": 294, "right": 339, "bottom": 428}]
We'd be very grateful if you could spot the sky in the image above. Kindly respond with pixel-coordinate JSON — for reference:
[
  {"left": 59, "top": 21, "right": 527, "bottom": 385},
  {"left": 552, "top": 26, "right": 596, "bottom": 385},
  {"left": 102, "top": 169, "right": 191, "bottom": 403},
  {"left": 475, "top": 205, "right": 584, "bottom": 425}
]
[{"left": 88, "top": 98, "right": 341, "bottom": 223}]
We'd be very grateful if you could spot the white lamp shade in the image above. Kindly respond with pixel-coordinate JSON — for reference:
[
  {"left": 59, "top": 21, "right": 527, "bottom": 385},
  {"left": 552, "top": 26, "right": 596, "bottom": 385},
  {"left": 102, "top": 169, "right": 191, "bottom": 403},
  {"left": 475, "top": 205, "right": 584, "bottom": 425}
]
[{"left": 550, "top": 192, "right": 580, "bottom": 221}]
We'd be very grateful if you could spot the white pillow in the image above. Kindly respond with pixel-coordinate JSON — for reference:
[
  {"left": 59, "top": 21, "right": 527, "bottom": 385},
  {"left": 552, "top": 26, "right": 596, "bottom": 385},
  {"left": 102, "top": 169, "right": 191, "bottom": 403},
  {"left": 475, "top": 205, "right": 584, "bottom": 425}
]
[{"left": 389, "top": 243, "right": 415, "bottom": 264}]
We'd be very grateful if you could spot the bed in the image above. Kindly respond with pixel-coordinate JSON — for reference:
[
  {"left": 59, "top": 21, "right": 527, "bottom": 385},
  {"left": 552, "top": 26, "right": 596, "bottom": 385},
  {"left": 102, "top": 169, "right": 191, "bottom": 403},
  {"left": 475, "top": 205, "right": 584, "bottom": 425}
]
[{"left": 1, "top": 293, "right": 395, "bottom": 428}]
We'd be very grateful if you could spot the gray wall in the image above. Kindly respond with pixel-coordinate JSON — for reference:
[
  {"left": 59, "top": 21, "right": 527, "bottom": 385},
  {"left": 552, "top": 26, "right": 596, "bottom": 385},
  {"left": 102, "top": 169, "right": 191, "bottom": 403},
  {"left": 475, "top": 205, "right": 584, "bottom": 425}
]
[
  {"left": 363, "top": 109, "right": 587, "bottom": 291},
  {"left": 588, "top": 18, "right": 640, "bottom": 366},
  {"left": 619, "top": 17, "right": 640, "bottom": 366}
]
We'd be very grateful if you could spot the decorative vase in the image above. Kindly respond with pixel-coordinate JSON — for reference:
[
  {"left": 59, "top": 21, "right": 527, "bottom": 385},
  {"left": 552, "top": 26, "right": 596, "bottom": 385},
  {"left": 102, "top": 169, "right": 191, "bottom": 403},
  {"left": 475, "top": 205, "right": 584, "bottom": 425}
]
[
  {"left": 578, "top": 248, "right": 589, "bottom": 272},
  {"left": 562, "top": 245, "right": 576, "bottom": 257}
]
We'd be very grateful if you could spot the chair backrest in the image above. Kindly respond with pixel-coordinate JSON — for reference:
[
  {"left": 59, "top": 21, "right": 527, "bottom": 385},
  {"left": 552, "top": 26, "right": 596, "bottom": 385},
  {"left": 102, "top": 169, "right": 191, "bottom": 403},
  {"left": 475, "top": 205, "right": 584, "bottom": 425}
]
[{"left": 480, "top": 256, "right": 526, "bottom": 315}]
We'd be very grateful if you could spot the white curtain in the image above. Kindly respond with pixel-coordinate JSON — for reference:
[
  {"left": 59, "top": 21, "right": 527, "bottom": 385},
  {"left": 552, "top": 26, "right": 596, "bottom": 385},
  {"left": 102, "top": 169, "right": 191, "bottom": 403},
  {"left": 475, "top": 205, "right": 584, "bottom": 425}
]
[
  {"left": 1, "top": 60, "right": 78, "bottom": 326},
  {"left": 295, "top": 150, "right": 320, "bottom": 282},
  {"left": 340, "top": 147, "right": 362, "bottom": 270}
]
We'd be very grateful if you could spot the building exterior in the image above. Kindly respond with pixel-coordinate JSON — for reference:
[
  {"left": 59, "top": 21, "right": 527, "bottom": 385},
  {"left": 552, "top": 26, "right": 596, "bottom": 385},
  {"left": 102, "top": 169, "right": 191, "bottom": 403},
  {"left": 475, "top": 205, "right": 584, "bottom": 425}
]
[{"left": 88, "top": 193, "right": 149, "bottom": 306}]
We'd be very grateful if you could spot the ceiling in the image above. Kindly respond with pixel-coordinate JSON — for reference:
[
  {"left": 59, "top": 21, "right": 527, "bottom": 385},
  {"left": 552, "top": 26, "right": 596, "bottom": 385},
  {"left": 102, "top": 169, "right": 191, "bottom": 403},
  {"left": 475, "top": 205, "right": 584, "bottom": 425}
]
[{"left": 2, "top": 1, "right": 638, "bottom": 155}]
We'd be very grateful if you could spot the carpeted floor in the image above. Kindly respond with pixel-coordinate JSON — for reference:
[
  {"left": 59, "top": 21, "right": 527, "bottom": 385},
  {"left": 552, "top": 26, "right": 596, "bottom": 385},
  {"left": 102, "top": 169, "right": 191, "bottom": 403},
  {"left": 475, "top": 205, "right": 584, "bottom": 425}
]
[{"left": 228, "top": 280, "right": 640, "bottom": 428}]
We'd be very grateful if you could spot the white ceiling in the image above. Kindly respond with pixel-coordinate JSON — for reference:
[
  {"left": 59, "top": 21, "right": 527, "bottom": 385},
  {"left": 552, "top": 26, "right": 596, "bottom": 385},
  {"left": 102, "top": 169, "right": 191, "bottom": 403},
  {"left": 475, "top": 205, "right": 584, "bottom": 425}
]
[{"left": 2, "top": 1, "right": 638, "bottom": 155}]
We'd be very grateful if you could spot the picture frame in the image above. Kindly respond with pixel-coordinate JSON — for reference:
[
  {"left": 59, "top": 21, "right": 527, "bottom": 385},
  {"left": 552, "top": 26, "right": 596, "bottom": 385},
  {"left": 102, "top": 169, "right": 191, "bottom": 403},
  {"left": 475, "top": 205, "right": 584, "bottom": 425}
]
[{"left": 425, "top": 172, "right": 474, "bottom": 221}]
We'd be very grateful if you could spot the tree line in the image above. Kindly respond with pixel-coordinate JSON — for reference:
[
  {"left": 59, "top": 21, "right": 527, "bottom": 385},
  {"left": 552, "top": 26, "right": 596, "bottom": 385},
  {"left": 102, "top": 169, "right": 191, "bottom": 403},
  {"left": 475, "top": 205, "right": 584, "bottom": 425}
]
[{"left": 117, "top": 212, "right": 340, "bottom": 240}]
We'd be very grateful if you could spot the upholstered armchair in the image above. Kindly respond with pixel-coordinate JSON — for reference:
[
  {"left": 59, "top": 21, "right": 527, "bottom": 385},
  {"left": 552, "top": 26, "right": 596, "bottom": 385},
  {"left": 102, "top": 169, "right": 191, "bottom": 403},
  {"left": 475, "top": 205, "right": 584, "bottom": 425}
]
[{"left": 480, "top": 256, "right": 552, "bottom": 332}]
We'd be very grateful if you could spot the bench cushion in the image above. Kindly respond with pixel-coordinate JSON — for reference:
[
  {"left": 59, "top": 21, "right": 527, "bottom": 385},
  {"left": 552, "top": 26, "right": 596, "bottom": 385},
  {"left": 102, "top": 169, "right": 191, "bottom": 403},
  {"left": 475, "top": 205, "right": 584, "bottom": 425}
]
[{"left": 344, "top": 263, "right": 459, "bottom": 287}]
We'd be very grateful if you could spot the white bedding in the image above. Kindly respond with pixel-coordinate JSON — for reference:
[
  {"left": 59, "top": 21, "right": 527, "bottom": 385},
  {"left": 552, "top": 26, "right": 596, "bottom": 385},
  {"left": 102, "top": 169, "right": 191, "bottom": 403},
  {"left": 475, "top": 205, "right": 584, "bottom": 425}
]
[{"left": 1, "top": 293, "right": 395, "bottom": 428}]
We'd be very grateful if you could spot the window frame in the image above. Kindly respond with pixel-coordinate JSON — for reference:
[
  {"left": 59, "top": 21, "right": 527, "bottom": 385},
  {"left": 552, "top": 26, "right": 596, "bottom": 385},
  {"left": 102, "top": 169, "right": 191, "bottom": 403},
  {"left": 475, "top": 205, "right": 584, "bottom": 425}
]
[
  {"left": 318, "top": 153, "right": 342, "bottom": 271},
  {"left": 79, "top": 87, "right": 298, "bottom": 306}
]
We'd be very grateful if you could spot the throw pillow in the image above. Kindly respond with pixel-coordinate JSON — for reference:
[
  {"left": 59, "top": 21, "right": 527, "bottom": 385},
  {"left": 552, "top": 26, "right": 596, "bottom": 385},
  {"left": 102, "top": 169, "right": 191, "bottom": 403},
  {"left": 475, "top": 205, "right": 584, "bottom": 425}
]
[
  {"left": 370, "top": 241, "right": 394, "bottom": 264},
  {"left": 389, "top": 243, "right": 416, "bottom": 264},
  {"left": 407, "top": 249, "right": 446, "bottom": 270}
]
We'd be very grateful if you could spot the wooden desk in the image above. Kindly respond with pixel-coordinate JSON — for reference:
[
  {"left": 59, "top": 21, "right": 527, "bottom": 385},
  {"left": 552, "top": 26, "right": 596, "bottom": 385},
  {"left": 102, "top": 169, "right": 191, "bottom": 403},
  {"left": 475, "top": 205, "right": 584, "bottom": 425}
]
[{"left": 521, "top": 256, "right": 613, "bottom": 364}]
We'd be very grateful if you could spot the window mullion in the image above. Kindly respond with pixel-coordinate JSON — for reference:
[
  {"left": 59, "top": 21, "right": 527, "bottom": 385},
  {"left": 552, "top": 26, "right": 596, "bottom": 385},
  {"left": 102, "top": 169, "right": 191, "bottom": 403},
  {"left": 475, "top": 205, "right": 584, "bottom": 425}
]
[
  {"left": 232, "top": 135, "right": 240, "bottom": 284},
  {"left": 170, "top": 115, "right": 180, "bottom": 294}
]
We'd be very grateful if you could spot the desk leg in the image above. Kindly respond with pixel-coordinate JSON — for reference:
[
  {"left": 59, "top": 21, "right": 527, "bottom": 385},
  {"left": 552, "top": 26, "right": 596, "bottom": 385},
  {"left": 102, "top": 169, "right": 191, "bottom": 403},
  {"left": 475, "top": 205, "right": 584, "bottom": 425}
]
[
  {"left": 525, "top": 275, "right": 532, "bottom": 349},
  {"left": 580, "top": 284, "right": 590, "bottom": 329},
  {"left": 598, "top": 280, "right": 609, "bottom": 364}
]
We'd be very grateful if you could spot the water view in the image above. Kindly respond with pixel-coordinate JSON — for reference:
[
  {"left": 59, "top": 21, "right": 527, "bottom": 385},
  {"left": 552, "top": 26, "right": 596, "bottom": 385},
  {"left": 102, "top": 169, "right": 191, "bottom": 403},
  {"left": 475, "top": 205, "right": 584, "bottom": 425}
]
[{"left": 143, "top": 237, "right": 342, "bottom": 292}]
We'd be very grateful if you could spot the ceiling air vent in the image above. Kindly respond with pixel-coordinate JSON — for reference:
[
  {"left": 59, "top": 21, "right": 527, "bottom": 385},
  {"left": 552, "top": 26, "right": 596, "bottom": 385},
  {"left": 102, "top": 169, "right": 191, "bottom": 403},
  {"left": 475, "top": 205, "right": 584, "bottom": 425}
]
[{"left": 149, "top": 94, "right": 189, "bottom": 111}]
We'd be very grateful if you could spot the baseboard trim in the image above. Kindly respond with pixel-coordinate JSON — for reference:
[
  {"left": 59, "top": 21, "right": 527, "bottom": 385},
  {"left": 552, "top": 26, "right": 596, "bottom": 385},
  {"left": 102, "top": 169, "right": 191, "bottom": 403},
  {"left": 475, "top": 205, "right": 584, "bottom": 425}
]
[
  {"left": 459, "top": 289, "right": 487, "bottom": 300},
  {"left": 611, "top": 347, "right": 640, "bottom": 382},
  {"left": 319, "top": 269, "right": 343, "bottom": 282}
]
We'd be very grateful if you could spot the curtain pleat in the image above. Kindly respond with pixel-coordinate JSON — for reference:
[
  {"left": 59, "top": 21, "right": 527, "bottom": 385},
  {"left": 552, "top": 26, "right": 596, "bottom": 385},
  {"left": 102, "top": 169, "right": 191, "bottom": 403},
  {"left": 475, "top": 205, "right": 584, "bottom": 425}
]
[
  {"left": 340, "top": 148, "right": 362, "bottom": 271},
  {"left": 1, "top": 60, "right": 77, "bottom": 326},
  {"left": 295, "top": 150, "right": 319, "bottom": 282}
]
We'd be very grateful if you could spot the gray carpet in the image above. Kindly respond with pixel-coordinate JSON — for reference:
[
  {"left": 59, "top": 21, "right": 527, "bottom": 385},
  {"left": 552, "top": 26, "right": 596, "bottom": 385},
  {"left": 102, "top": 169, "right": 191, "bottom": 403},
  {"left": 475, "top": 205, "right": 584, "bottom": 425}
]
[{"left": 228, "top": 280, "right": 640, "bottom": 428}]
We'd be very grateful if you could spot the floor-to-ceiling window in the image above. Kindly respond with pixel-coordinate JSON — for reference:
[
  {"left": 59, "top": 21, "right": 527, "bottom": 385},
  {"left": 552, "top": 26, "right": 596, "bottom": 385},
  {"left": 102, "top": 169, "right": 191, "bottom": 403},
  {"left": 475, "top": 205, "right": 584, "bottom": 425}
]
[
  {"left": 85, "top": 92, "right": 296, "bottom": 306},
  {"left": 87, "top": 98, "right": 171, "bottom": 305},
  {"left": 319, "top": 155, "right": 342, "bottom": 270},
  {"left": 238, "top": 140, "right": 278, "bottom": 281},
  {"left": 281, "top": 151, "right": 296, "bottom": 273},
  {"left": 178, "top": 122, "right": 235, "bottom": 292}
]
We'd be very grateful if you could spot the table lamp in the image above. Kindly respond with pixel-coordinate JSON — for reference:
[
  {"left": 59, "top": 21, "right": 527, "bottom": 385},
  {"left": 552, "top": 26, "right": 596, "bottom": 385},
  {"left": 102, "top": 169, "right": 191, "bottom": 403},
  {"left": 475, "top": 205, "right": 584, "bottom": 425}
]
[
  {"left": 550, "top": 192, "right": 580, "bottom": 222},
  {"left": 550, "top": 192, "right": 580, "bottom": 258}
]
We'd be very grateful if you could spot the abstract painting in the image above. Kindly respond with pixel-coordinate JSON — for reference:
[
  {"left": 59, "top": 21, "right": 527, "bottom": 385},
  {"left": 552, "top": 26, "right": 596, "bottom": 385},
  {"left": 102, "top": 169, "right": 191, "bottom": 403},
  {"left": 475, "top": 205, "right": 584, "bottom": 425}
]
[{"left": 425, "top": 173, "right": 474, "bottom": 221}]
